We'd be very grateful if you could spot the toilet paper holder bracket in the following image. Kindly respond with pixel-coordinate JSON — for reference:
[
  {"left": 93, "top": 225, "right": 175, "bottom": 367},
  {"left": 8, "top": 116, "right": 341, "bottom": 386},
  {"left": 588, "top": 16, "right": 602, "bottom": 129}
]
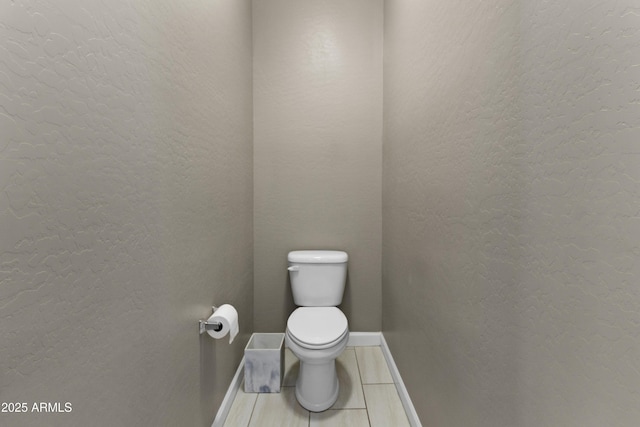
[{"left": 199, "top": 306, "right": 223, "bottom": 334}]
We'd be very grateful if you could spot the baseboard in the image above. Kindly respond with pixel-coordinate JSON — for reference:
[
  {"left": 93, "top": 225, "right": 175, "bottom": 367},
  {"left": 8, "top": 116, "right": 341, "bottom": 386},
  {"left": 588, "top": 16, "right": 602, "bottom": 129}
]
[
  {"left": 211, "top": 355, "right": 245, "bottom": 427},
  {"left": 347, "top": 331, "right": 381, "bottom": 347},
  {"left": 212, "top": 331, "right": 421, "bottom": 427},
  {"left": 380, "top": 333, "right": 422, "bottom": 427}
]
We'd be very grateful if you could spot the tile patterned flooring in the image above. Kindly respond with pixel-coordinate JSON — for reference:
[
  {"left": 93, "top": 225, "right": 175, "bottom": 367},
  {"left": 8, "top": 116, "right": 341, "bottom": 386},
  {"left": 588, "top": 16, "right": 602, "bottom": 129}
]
[{"left": 223, "top": 346, "right": 411, "bottom": 427}]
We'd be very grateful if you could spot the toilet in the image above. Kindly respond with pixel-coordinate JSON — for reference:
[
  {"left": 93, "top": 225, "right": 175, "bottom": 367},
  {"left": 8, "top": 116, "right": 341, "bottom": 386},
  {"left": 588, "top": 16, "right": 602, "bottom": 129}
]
[{"left": 285, "top": 250, "right": 349, "bottom": 412}]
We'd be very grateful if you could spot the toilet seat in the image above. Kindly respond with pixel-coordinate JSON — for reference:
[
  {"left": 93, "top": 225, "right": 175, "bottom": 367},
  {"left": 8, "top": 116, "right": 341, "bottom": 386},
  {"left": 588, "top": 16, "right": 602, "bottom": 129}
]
[
  {"left": 287, "top": 307, "right": 348, "bottom": 349},
  {"left": 287, "top": 327, "right": 349, "bottom": 350}
]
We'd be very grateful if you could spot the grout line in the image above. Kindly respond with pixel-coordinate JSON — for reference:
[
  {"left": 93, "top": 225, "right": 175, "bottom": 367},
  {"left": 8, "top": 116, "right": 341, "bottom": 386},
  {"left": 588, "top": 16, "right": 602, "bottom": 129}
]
[
  {"left": 324, "top": 408, "right": 368, "bottom": 411},
  {"left": 353, "top": 347, "right": 373, "bottom": 426},
  {"left": 362, "top": 386, "right": 373, "bottom": 426},
  {"left": 362, "top": 381, "right": 394, "bottom": 385},
  {"left": 352, "top": 346, "right": 367, "bottom": 410},
  {"left": 245, "top": 390, "right": 260, "bottom": 427}
]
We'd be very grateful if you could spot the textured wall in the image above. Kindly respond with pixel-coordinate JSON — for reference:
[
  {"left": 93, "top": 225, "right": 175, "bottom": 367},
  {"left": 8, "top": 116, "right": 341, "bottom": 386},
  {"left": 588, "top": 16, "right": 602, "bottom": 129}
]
[
  {"left": 516, "top": 2, "right": 640, "bottom": 424},
  {"left": 253, "top": 0, "right": 383, "bottom": 332},
  {"left": 383, "top": 0, "right": 640, "bottom": 426},
  {"left": 0, "top": 1, "right": 253, "bottom": 426},
  {"left": 383, "top": 1, "right": 522, "bottom": 425}
]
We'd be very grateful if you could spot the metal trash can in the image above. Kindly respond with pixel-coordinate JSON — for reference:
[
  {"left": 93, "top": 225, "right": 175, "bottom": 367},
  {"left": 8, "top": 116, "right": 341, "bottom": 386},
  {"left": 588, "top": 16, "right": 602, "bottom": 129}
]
[{"left": 244, "top": 333, "right": 285, "bottom": 393}]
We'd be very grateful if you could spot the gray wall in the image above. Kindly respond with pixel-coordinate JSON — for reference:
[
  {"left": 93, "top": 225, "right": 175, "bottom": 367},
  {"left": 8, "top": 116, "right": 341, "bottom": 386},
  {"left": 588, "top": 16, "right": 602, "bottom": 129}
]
[
  {"left": 253, "top": 0, "right": 383, "bottom": 332},
  {"left": 0, "top": 1, "right": 253, "bottom": 426},
  {"left": 383, "top": 0, "right": 640, "bottom": 426},
  {"left": 4, "top": 1, "right": 639, "bottom": 426}
]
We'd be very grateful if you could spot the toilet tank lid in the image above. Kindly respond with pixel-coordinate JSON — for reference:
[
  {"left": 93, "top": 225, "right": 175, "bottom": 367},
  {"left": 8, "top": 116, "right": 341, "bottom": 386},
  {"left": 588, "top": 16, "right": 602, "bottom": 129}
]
[{"left": 288, "top": 250, "right": 348, "bottom": 263}]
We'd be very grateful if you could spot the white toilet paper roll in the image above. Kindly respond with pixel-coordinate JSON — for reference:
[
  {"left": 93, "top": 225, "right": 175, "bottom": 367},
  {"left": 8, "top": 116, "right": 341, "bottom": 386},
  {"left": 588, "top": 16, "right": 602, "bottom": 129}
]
[{"left": 207, "top": 304, "right": 239, "bottom": 343}]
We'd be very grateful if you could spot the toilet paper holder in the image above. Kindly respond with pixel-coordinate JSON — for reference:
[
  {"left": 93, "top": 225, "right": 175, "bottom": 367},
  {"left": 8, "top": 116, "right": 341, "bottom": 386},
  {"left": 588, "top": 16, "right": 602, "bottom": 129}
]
[{"left": 199, "top": 306, "right": 223, "bottom": 334}]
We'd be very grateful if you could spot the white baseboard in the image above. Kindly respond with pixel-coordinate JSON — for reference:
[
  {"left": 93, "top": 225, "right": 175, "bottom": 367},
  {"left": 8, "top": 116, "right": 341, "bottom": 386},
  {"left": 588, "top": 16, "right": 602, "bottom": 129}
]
[
  {"left": 212, "top": 332, "right": 421, "bottom": 427},
  {"left": 347, "top": 331, "right": 382, "bottom": 347},
  {"left": 380, "top": 333, "right": 422, "bottom": 427}
]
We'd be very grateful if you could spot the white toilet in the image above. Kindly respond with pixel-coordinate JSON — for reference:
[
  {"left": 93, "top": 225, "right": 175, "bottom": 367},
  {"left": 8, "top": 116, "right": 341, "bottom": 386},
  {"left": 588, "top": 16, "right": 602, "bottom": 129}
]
[{"left": 285, "top": 250, "right": 349, "bottom": 412}]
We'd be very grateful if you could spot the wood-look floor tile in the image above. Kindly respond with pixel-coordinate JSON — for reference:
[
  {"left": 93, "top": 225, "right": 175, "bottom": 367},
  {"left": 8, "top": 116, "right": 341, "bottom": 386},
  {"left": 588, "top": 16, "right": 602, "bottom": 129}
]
[
  {"left": 310, "top": 409, "right": 370, "bottom": 427},
  {"left": 332, "top": 348, "right": 366, "bottom": 409},
  {"left": 355, "top": 346, "right": 393, "bottom": 384},
  {"left": 223, "top": 387, "right": 257, "bottom": 427},
  {"left": 248, "top": 387, "right": 309, "bottom": 427},
  {"left": 363, "top": 384, "right": 410, "bottom": 427},
  {"left": 223, "top": 346, "right": 417, "bottom": 427}
]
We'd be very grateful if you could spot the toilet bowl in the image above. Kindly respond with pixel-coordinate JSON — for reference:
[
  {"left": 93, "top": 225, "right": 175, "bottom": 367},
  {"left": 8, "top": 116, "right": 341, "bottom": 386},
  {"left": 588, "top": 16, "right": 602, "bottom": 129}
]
[{"left": 285, "top": 307, "right": 349, "bottom": 412}]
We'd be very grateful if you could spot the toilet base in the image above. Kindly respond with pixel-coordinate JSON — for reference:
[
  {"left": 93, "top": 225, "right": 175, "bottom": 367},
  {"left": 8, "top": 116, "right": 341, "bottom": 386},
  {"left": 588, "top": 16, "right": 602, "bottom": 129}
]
[
  {"left": 285, "top": 329, "right": 349, "bottom": 412},
  {"left": 295, "top": 360, "right": 339, "bottom": 412}
]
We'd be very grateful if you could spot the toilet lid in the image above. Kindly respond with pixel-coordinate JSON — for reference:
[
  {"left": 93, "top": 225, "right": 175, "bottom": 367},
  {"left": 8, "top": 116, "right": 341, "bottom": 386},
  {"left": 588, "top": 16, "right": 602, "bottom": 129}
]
[{"left": 287, "top": 307, "right": 348, "bottom": 346}]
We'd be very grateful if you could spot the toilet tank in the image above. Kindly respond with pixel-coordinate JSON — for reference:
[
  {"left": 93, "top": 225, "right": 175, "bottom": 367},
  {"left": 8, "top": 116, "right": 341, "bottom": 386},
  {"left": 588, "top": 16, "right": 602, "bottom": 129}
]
[{"left": 288, "top": 250, "right": 348, "bottom": 306}]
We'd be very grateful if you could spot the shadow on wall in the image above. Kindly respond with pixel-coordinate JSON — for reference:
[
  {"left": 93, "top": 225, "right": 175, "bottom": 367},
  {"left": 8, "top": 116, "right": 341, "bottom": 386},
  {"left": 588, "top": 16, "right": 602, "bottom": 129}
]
[
  {"left": 200, "top": 336, "right": 217, "bottom": 423},
  {"left": 340, "top": 271, "right": 353, "bottom": 327}
]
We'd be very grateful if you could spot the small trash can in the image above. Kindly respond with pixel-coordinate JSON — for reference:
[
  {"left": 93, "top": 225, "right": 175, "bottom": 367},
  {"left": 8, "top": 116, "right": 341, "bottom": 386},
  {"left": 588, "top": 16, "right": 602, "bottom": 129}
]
[{"left": 244, "top": 333, "right": 285, "bottom": 393}]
